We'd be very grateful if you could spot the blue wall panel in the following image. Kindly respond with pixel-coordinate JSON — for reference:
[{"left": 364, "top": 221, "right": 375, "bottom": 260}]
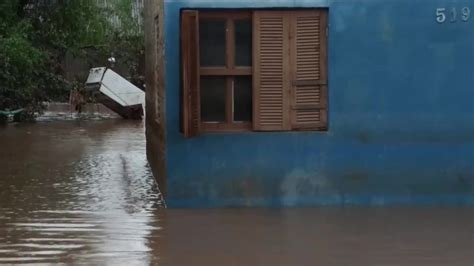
[{"left": 163, "top": 0, "right": 474, "bottom": 207}]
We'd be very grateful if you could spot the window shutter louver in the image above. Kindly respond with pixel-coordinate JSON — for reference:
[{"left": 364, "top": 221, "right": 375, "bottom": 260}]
[
  {"left": 290, "top": 10, "right": 328, "bottom": 130},
  {"left": 181, "top": 11, "right": 200, "bottom": 137},
  {"left": 253, "top": 11, "right": 291, "bottom": 131}
]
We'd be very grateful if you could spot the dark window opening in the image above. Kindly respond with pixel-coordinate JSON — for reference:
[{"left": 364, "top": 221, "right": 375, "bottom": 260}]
[
  {"left": 200, "top": 77, "right": 226, "bottom": 122},
  {"left": 199, "top": 20, "right": 226, "bottom": 67},
  {"left": 233, "top": 76, "right": 252, "bottom": 122},
  {"left": 235, "top": 20, "right": 252, "bottom": 67}
]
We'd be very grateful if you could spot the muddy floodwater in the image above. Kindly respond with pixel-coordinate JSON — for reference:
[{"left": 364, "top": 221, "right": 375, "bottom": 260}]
[{"left": 0, "top": 118, "right": 473, "bottom": 265}]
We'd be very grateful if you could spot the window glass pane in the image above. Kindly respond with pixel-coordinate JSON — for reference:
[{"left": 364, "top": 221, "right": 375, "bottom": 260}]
[
  {"left": 199, "top": 20, "right": 226, "bottom": 67},
  {"left": 235, "top": 20, "right": 252, "bottom": 66},
  {"left": 234, "top": 76, "right": 252, "bottom": 122},
  {"left": 201, "top": 77, "right": 226, "bottom": 122}
]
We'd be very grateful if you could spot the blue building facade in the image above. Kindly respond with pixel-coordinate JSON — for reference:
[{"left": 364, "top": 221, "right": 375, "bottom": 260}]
[{"left": 145, "top": 0, "right": 474, "bottom": 207}]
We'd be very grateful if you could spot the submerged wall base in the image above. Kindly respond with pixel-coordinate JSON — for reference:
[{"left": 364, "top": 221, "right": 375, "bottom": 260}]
[{"left": 168, "top": 195, "right": 474, "bottom": 208}]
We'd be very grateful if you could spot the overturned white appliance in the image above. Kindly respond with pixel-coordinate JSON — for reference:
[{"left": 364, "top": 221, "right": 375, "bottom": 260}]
[{"left": 86, "top": 67, "right": 145, "bottom": 119}]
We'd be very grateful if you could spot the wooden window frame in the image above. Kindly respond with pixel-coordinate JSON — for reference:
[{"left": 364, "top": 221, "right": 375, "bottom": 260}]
[
  {"left": 199, "top": 11, "right": 253, "bottom": 132},
  {"left": 181, "top": 9, "right": 328, "bottom": 137}
]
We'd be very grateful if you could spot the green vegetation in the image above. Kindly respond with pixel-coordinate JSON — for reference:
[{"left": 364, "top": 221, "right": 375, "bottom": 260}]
[{"left": 0, "top": 0, "right": 144, "bottom": 121}]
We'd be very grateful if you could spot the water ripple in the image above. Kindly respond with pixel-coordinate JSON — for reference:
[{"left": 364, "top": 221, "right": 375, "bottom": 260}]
[{"left": 0, "top": 120, "right": 163, "bottom": 264}]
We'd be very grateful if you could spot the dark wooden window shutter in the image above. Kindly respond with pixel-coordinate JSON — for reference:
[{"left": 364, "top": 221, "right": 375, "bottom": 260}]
[
  {"left": 181, "top": 10, "right": 200, "bottom": 137},
  {"left": 290, "top": 10, "right": 328, "bottom": 130},
  {"left": 253, "top": 11, "right": 291, "bottom": 131}
]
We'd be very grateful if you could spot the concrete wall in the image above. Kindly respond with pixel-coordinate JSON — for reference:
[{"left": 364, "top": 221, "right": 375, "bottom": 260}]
[
  {"left": 145, "top": 0, "right": 167, "bottom": 193},
  {"left": 147, "top": 0, "right": 474, "bottom": 207}
]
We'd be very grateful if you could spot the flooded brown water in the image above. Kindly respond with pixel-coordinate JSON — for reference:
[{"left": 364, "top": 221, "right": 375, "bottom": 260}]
[{"left": 0, "top": 118, "right": 473, "bottom": 265}]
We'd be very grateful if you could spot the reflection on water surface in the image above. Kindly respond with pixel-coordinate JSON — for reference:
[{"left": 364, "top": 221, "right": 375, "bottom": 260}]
[{"left": 0, "top": 120, "right": 162, "bottom": 264}]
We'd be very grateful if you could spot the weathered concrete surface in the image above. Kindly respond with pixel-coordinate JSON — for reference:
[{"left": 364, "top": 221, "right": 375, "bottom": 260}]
[{"left": 145, "top": 0, "right": 167, "bottom": 195}]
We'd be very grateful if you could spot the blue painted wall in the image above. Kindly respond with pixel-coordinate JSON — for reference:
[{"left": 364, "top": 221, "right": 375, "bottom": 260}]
[{"left": 162, "top": 0, "right": 474, "bottom": 207}]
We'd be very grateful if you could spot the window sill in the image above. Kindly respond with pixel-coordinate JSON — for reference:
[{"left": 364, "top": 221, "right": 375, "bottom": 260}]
[
  {"left": 201, "top": 122, "right": 252, "bottom": 132},
  {"left": 198, "top": 123, "right": 327, "bottom": 134}
]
